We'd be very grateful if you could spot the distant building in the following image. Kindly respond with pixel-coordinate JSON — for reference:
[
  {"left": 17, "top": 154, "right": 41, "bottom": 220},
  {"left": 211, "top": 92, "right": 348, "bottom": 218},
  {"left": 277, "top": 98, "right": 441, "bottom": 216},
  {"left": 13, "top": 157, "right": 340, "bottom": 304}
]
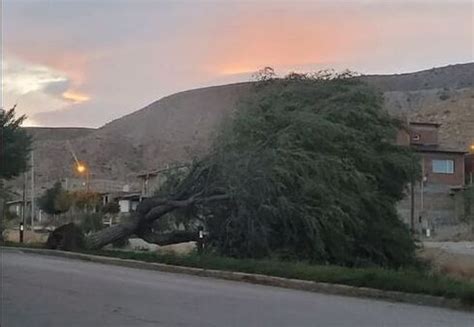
[
  {"left": 6, "top": 199, "right": 29, "bottom": 217},
  {"left": 137, "top": 165, "right": 188, "bottom": 198},
  {"left": 117, "top": 193, "right": 141, "bottom": 213},
  {"left": 397, "top": 122, "right": 468, "bottom": 238},
  {"left": 100, "top": 191, "right": 141, "bottom": 213},
  {"left": 58, "top": 178, "right": 130, "bottom": 194}
]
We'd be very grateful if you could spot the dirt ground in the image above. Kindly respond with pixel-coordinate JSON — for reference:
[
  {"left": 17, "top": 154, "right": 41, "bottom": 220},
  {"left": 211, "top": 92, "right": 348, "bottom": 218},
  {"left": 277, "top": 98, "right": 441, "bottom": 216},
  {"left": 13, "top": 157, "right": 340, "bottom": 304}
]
[
  {"left": 419, "top": 242, "right": 474, "bottom": 281},
  {"left": 4, "top": 229, "right": 49, "bottom": 244},
  {"left": 4, "top": 228, "right": 473, "bottom": 281}
]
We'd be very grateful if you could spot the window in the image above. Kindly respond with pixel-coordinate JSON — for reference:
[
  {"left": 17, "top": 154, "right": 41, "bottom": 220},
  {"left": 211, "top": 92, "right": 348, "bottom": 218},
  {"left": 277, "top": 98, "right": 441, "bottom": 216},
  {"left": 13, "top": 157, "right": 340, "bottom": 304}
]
[
  {"left": 412, "top": 134, "right": 420, "bottom": 141},
  {"left": 432, "top": 159, "right": 454, "bottom": 174}
]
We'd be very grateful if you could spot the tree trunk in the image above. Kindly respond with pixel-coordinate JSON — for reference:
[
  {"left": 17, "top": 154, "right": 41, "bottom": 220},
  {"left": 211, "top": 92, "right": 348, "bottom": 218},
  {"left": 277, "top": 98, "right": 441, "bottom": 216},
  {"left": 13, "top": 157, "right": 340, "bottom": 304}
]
[
  {"left": 138, "top": 229, "right": 197, "bottom": 245},
  {"left": 85, "top": 219, "right": 139, "bottom": 250},
  {"left": 82, "top": 193, "right": 227, "bottom": 250}
]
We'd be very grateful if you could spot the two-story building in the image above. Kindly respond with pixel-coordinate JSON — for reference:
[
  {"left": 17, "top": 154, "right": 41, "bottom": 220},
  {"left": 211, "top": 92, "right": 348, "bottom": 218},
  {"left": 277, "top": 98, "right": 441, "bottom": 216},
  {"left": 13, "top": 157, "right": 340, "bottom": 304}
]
[{"left": 397, "top": 122, "right": 467, "bottom": 238}]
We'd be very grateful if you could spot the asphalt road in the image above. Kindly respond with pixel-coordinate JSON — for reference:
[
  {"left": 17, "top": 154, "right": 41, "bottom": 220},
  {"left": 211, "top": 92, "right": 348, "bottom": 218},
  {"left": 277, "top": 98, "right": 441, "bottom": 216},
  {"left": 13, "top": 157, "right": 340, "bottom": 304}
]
[{"left": 1, "top": 249, "right": 473, "bottom": 327}]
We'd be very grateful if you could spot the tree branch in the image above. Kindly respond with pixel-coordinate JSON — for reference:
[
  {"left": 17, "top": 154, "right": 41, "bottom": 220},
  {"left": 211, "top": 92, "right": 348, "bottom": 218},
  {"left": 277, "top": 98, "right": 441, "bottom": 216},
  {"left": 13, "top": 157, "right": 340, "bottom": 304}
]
[
  {"left": 137, "top": 230, "right": 198, "bottom": 245},
  {"left": 144, "top": 194, "right": 229, "bottom": 222}
]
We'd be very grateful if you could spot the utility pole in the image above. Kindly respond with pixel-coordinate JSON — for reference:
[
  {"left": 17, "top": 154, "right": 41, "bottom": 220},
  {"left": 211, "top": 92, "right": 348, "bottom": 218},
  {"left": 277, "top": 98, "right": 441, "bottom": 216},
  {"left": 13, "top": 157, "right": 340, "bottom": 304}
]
[
  {"left": 22, "top": 172, "right": 27, "bottom": 234},
  {"left": 420, "top": 158, "right": 424, "bottom": 213},
  {"left": 31, "top": 151, "right": 35, "bottom": 229},
  {"left": 410, "top": 181, "right": 415, "bottom": 234}
]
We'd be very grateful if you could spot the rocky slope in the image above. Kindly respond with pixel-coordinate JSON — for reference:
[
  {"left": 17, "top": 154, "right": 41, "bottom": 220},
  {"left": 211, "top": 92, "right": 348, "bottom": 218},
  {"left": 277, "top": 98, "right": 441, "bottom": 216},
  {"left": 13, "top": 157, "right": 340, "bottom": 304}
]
[{"left": 17, "top": 63, "right": 474, "bottom": 192}]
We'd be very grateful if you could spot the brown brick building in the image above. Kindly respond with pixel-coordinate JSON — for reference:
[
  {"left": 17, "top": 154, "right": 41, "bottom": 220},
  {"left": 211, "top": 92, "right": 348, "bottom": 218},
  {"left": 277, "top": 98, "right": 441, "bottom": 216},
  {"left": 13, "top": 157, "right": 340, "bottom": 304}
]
[{"left": 397, "top": 122, "right": 468, "bottom": 238}]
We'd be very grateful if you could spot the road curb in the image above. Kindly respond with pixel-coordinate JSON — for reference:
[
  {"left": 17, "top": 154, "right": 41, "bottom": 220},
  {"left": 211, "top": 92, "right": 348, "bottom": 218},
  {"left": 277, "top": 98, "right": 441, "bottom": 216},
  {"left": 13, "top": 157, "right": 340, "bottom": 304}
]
[{"left": 4, "top": 247, "right": 472, "bottom": 312}]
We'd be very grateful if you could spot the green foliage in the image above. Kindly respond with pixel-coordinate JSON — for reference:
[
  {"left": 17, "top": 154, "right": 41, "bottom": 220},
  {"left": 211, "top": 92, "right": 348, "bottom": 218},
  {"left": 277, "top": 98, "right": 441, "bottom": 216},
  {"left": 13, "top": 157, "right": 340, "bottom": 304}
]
[
  {"left": 0, "top": 106, "right": 32, "bottom": 180},
  {"left": 38, "top": 182, "right": 71, "bottom": 215},
  {"left": 0, "top": 210, "right": 5, "bottom": 243},
  {"left": 70, "top": 190, "right": 101, "bottom": 211},
  {"left": 79, "top": 213, "right": 103, "bottom": 234},
  {"left": 38, "top": 183, "right": 103, "bottom": 217},
  {"left": 0, "top": 181, "right": 15, "bottom": 242},
  {"left": 181, "top": 74, "right": 420, "bottom": 267},
  {"left": 463, "top": 186, "right": 474, "bottom": 226},
  {"left": 101, "top": 201, "right": 120, "bottom": 214},
  {"left": 154, "top": 166, "right": 197, "bottom": 231}
]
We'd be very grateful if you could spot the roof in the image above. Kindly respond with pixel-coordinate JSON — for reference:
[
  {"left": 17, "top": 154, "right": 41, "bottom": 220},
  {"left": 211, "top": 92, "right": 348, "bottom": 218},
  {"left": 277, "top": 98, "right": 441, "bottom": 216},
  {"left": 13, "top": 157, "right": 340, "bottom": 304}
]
[
  {"left": 412, "top": 144, "right": 467, "bottom": 154},
  {"left": 117, "top": 193, "right": 141, "bottom": 200},
  {"left": 137, "top": 164, "right": 188, "bottom": 178}
]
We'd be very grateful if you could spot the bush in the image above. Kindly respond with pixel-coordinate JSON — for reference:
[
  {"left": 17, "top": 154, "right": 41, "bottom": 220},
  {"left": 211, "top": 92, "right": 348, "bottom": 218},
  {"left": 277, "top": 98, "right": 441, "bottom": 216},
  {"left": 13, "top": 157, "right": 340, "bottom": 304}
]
[
  {"left": 79, "top": 213, "right": 104, "bottom": 234},
  {"left": 0, "top": 218, "right": 5, "bottom": 243},
  {"left": 101, "top": 201, "right": 120, "bottom": 215}
]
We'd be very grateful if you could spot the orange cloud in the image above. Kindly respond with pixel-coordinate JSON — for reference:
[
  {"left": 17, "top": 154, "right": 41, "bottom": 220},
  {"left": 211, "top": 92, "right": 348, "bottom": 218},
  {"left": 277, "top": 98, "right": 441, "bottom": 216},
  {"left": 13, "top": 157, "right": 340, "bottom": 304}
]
[
  {"left": 62, "top": 90, "right": 90, "bottom": 103},
  {"left": 208, "top": 9, "right": 372, "bottom": 77}
]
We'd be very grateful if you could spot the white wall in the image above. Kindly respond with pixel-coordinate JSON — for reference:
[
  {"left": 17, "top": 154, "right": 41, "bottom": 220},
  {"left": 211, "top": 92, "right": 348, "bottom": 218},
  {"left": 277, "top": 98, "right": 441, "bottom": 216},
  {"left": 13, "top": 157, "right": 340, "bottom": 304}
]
[{"left": 119, "top": 200, "right": 130, "bottom": 213}]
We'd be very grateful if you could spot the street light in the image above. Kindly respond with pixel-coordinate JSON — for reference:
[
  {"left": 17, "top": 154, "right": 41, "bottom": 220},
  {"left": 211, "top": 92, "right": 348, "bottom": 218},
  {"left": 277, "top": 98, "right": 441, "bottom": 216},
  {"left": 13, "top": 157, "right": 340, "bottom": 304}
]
[
  {"left": 76, "top": 163, "right": 86, "bottom": 174},
  {"left": 75, "top": 162, "right": 90, "bottom": 191}
]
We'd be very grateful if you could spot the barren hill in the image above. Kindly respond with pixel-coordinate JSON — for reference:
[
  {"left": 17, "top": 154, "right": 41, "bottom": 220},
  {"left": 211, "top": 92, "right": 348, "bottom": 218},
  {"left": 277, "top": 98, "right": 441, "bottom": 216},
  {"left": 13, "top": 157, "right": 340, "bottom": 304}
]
[
  {"left": 363, "top": 62, "right": 474, "bottom": 91},
  {"left": 17, "top": 63, "right": 474, "bottom": 192},
  {"left": 26, "top": 127, "right": 94, "bottom": 141}
]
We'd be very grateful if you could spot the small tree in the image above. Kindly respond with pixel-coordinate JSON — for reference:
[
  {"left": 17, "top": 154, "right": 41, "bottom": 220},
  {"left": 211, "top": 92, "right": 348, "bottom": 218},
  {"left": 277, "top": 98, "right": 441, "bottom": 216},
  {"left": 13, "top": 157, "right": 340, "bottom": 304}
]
[
  {"left": 1, "top": 106, "right": 32, "bottom": 241},
  {"left": 0, "top": 106, "right": 32, "bottom": 180},
  {"left": 252, "top": 67, "right": 276, "bottom": 82},
  {"left": 71, "top": 190, "right": 101, "bottom": 212},
  {"left": 101, "top": 202, "right": 120, "bottom": 215},
  {"left": 38, "top": 182, "right": 71, "bottom": 216}
]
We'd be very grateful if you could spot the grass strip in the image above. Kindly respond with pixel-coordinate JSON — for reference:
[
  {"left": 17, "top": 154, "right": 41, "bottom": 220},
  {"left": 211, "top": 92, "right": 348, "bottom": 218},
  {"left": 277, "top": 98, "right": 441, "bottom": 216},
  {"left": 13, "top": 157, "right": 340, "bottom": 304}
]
[
  {"left": 3, "top": 242, "right": 473, "bottom": 305},
  {"left": 86, "top": 249, "right": 474, "bottom": 306}
]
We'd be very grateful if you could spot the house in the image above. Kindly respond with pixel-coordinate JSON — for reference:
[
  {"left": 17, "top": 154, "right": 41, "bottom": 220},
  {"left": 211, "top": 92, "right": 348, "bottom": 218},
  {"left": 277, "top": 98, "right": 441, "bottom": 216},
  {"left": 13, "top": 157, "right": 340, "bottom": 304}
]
[
  {"left": 100, "top": 191, "right": 141, "bottom": 214},
  {"left": 397, "top": 122, "right": 468, "bottom": 238},
  {"left": 5, "top": 198, "right": 44, "bottom": 224},
  {"left": 6, "top": 199, "right": 29, "bottom": 217},
  {"left": 137, "top": 165, "right": 188, "bottom": 198},
  {"left": 118, "top": 193, "right": 141, "bottom": 213},
  {"left": 97, "top": 191, "right": 140, "bottom": 227}
]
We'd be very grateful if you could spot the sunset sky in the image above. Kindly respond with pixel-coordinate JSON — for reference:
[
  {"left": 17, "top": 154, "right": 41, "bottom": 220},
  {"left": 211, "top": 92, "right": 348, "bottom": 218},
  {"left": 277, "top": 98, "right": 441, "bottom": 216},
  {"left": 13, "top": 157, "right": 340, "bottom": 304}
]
[{"left": 2, "top": 0, "right": 473, "bottom": 127}]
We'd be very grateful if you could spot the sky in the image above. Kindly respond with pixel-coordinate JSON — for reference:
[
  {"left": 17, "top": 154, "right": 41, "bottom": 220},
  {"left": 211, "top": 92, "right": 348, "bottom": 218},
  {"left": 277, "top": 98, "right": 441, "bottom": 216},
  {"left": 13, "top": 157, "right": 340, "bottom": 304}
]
[{"left": 1, "top": 0, "right": 473, "bottom": 127}]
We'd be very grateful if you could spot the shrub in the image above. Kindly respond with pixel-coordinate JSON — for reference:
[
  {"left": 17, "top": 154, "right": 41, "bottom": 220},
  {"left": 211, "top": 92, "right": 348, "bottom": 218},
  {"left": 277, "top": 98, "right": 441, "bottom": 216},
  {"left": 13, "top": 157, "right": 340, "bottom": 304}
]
[{"left": 79, "top": 213, "right": 104, "bottom": 234}]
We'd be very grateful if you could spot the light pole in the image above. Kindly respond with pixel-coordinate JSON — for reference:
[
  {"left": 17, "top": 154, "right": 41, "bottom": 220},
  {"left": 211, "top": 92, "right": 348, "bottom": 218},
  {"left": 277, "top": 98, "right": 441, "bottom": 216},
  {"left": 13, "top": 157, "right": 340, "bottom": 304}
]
[
  {"left": 67, "top": 140, "right": 91, "bottom": 192},
  {"left": 469, "top": 144, "right": 474, "bottom": 185},
  {"left": 75, "top": 162, "right": 90, "bottom": 192}
]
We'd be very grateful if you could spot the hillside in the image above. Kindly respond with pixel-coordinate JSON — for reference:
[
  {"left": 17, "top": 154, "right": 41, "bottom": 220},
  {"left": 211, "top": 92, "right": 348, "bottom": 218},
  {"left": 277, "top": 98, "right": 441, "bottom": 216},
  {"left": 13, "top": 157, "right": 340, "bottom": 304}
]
[
  {"left": 12, "top": 63, "right": 474, "bottom": 193},
  {"left": 25, "top": 127, "right": 95, "bottom": 141},
  {"left": 363, "top": 62, "right": 474, "bottom": 91}
]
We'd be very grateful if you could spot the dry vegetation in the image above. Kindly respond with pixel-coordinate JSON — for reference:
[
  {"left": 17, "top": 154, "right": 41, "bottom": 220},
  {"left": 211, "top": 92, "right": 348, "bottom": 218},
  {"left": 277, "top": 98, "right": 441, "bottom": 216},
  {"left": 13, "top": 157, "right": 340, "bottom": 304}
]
[{"left": 418, "top": 247, "right": 474, "bottom": 282}]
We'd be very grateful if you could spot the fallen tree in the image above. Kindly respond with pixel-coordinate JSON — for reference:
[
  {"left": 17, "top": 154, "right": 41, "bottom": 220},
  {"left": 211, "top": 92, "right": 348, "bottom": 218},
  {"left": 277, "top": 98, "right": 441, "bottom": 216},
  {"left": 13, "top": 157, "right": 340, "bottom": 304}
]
[
  {"left": 84, "top": 182, "right": 228, "bottom": 250},
  {"left": 51, "top": 71, "right": 421, "bottom": 268},
  {"left": 45, "top": 163, "right": 227, "bottom": 250}
]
